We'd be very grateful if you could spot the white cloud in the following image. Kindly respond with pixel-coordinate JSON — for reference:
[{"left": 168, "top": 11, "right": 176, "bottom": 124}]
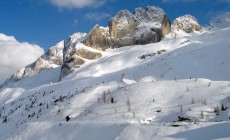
[
  {"left": 0, "top": 33, "right": 44, "bottom": 84},
  {"left": 49, "top": 0, "right": 105, "bottom": 9},
  {"left": 85, "top": 12, "right": 110, "bottom": 21}
]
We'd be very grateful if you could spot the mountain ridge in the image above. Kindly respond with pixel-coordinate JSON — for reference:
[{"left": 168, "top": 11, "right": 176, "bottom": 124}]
[
  {"left": 1, "top": 5, "right": 203, "bottom": 87},
  {"left": 0, "top": 7, "right": 230, "bottom": 140}
]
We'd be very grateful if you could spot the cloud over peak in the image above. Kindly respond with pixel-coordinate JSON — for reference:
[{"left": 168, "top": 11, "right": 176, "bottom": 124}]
[
  {"left": 49, "top": 0, "right": 105, "bottom": 9},
  {"left": 0, "top": 33, "right": 44, "bottom": 84}
]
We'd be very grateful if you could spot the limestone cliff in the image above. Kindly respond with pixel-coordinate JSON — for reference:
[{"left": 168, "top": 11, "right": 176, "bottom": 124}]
[{"left": 83, "top": 6, "right": 171, "bottom": 50}]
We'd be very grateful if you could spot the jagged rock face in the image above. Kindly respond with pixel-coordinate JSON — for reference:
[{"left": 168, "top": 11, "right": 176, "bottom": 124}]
[
  {"left": 109, "top": 10, "right": 140, "bottom": 47},
  {"left": 60, "top": 33, "right": 103, "bottom": 80},
  {"left": 33, "top": 58, "right": 43, "bottom": 71},
  {"left": 76, "top": 48, "right": 102, "bottom": 60},
  {"left": 82, "top": 25, "right": 111, "bottom": 51},
  {"left": 60, "top": 55, "right": 85, "bottom": 79},
  {"left": 109, "top": 6, "right": 171, "bottom": 48},
  {"left": 61, "top": 6, "right": 171, "bottom": 79},
  {"left": 83, "top": 6, "right": 171, "bottom": 50},
  {"left": 110, "top": 10, "right": 139, "bottom": 38},
  {"left": 162, "top": 15, "right": 171, "bottom": 36},
  {"left": 63, "top": 32, "right": 87, "bottom": 62},
  {"left": 134, "top": 6, "right": 169, "bottom": 30},
  {"left": 134, "top": 27, "right": 162, "bottom": 45},
  {"left": 133, "top": 7, "right": 170, "bottom": 44},
  {"left": 60, "top": 33, "right": 87, "bottom": 79},
  {"left": 172, "top": 14, "right": 202, "bottom": 33}
]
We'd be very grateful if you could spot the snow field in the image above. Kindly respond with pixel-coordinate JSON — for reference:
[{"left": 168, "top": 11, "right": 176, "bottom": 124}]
[{"left": 0, "top": 16, "right": 230, "bottom": 139}]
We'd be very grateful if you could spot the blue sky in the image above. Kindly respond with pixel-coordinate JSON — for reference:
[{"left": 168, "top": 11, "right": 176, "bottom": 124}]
[{"left": 0, "top": 0, "right": 229, "bottom": 51}]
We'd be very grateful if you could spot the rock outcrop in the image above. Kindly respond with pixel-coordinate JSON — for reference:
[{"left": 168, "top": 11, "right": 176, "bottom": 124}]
[
  {"left": 63, "top": 6, "right": 171, "bottom": 79},
  {"left": 134, "top": 6, "right": 171, "bottom": 36},
  {"left": 109, "top": 10, "right": 140, "bottom": 47},
  {"left": 60, "top": 33, "right": 102, "bottom": 80},
  {"left": 83, "top": 6, "right": 171, "bottom": 50},
  {"left": 172, "top": 14, "right": 202, "bottom": 33},
  {"left": 82, "top": 25, "right": 111, "bottom": 51},
  {"left": 75, "top": 48, "right": 102, "bottom": 60}
]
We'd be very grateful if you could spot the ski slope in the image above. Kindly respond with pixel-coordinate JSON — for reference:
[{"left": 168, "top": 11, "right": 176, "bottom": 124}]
[{"left": 0, "top": 14, "right": 230, "bottom": 140}]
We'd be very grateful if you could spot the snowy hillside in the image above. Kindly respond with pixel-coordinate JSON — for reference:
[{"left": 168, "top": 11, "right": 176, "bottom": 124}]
[
  {"left": 0, "top": 13, "right": 230, "bottom": 140},
  {"left": 0, "top": 32, "right": 87, "bottom": 89}
]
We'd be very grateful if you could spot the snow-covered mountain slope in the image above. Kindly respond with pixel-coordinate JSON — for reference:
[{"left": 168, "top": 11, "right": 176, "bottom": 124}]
[
  {"left": 0, "top": 32, "right": 87, "bottom": 88},
  {"left": 0, "top": 14, "right": 230, "bottom": 140},
  {"left": 1, "top": 6, "right": 171, "bottom": 85},
  {"left": 208, "top": 12, "right": 230, "bottom": 31},
  {"left": 14, "top": 41, "right": 64, "bottom": 79},
  {"left": 83, "top": 6, "right": 171, "bottom": 51}
]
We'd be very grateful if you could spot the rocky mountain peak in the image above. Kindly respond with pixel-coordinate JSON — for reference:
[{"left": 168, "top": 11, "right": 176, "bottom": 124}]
[
  {"left": 134, "top": 6, "right": 171, "bottom": 36},
  {"left": 135, "top": 6, "right": 165, "bottom": 26},
  {"left": 63, "top": 6, "right": 171, "bottom": 79},
  {"left": 108, "top": 10, "right": 140, "bottom": 47},
  {"left": 60, "top": 32, "right": 102, "bottom": 80},
  {"left": 2, "top": 5, "right": 173, "bottom": 85},
  {"left": 63, "top": 32, "right": 87, "bottom": 61},
  {"left": 111, "top": 9, "right": 138, "bottom": 28},
  {"left": 134, "top": 7, "right": 145, "bottom": 18},
  {"left": 83, "top": 5, "right": 171, "bottom": 50},
  {"left": 113, "top": 9, "right": 133, "bottom": 19},
  {"left": 82, "top": 25, "right": 111, "bottom": 51},
  {"left": 172, "top": 14, "right": 202, "bottom": 33}
]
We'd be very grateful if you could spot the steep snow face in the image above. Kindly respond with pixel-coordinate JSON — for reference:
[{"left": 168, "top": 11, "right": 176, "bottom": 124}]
[
  {"left": 172, "top": 14, "right": 202, "bottom": 33},
  {"left": 208, "top": 12, "right": 230, "bottom": 30},
  {"left": 211, "top": 12, "right": 230, "bottom": 24}
]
